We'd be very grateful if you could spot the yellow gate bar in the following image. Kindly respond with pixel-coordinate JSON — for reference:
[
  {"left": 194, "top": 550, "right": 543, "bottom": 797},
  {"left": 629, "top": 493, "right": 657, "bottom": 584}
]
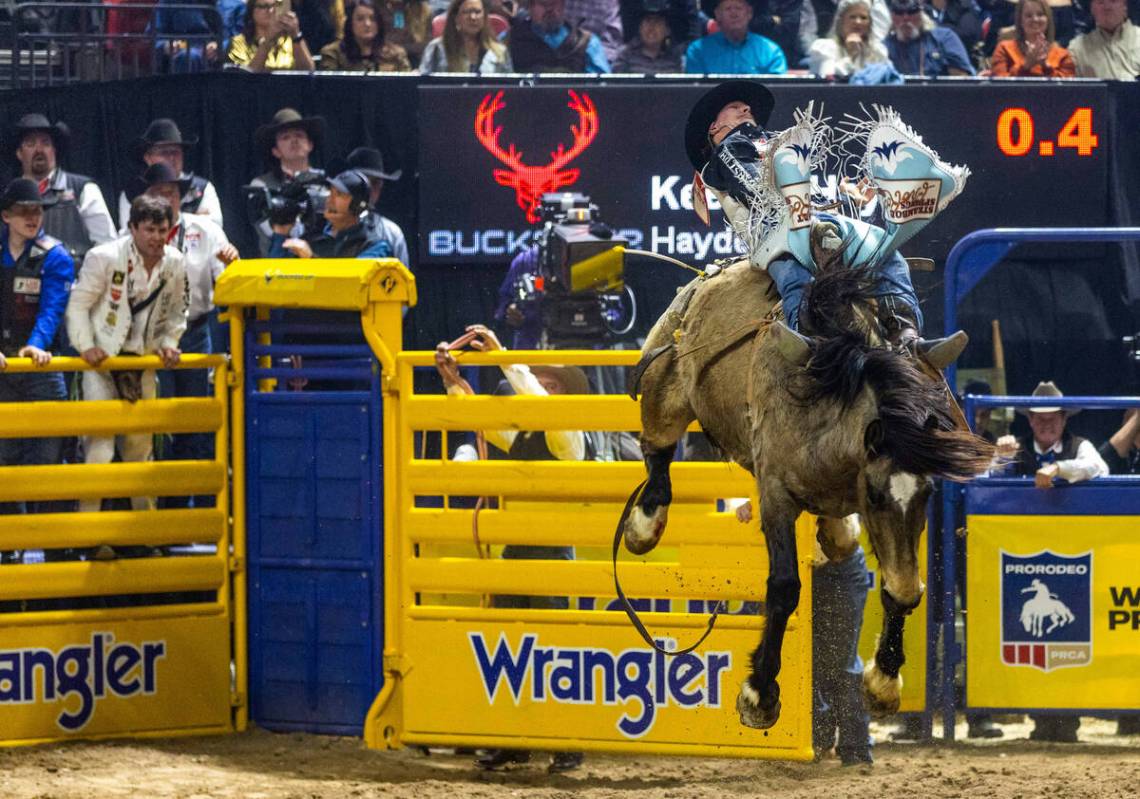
[
  {"left": 0, "top": 508, "right": 224, "bottom": 551},
  {"left": 407, "top": 558, "right": 765, "bottom": 602},
  {"left": 405, "top": 395, "right": 646, "bottom": 432},
  {"left": 397, "top": 349, "right": 639, "bottom": 368},
  {"left": 0, "top": 398, "right": 223, "bottom": 438},
  {"left": 0, "top": 557, "right": 224, "bottom": 602},
  {"left": 405, "top": 461, "right": 754, "bottom": 501},
  {"left": 0, "top": 461, "right": 224, "bottom": 502},
  {"left": 0, "top": 353, "right": 226, "bottom": 373}
]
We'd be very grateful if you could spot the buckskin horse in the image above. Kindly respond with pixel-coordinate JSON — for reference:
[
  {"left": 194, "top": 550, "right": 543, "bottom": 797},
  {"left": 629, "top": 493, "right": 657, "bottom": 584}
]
[{"left": 624, "top": 257, "right": 994, "bottom": 729}]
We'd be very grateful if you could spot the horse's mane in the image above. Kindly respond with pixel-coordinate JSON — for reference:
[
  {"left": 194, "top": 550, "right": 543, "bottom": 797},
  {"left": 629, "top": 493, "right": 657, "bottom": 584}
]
[{"left": 791, "top": 266, "right": 994, "bottom": 481}]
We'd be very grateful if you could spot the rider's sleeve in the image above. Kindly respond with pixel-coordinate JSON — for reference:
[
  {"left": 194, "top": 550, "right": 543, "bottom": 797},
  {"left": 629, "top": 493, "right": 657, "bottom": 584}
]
[
  {"left": 501, "top": 364, "right": 586, "bottom": 462},
  {"left": 1057, "top": 440, "right": 1110, "bottom": 483}
]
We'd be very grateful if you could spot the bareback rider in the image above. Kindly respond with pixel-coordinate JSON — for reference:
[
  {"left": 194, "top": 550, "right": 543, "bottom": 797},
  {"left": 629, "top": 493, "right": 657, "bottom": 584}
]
[{"left": 684, "top": 80, "right": 969, "bottom": 343}]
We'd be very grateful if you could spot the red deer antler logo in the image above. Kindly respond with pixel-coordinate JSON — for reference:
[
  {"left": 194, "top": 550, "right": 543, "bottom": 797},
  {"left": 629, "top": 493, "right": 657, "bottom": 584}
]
[{"left": 475, "top": 89, "right": 599, "bottom": 224}]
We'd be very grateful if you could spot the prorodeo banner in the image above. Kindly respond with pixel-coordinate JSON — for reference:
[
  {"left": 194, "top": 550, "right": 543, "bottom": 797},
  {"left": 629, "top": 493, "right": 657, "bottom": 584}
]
[{"left": 966, "top": 515, "right": 1140, "bottom": 710}]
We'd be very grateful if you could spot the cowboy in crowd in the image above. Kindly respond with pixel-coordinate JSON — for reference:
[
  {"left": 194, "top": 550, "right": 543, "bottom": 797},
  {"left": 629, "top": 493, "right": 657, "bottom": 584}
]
[
  {"left": 118, "top": 118, "right": 224, "bottom": 230},
  {"left": 137, "top": 162, "right": 237, "bottom": 508},
  {"left": 334, "top": 146, "right": 409, "bottom": 267},
  {"left": 248, "top": 107, "right": 327, "bottom": 255},
  {"left": 0, "top": 179, "right": 76, "bottom": 520},
  {"left": 66, "top": 194, "right": 189, "bottom": 517},
  {"left": 11, "top": 113, "right": 116, "bottom": 262}
]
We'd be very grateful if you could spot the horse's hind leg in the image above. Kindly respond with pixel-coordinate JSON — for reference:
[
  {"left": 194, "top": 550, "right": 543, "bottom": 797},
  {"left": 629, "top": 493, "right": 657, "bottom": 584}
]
[{"left": 623, "top": 355, "right": 694, "bottom": 556}]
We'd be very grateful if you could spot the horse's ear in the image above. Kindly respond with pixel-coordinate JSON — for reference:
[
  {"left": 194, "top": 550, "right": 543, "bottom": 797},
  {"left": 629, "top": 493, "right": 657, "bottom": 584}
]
[
  {"left": 864, "top": 419, "right": 885, "bottom": 458},
  {"left": 772, "top": 321, "right": 812, "bottom": 365},
  {"left": 918, "top": 330, "right": 969, "bottom": 369}
]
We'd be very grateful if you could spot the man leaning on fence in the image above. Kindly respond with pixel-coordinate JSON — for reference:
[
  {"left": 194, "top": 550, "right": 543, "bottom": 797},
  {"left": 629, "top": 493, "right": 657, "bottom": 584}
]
[
  {"left": 66, "top": 195, "right": 189, "bottom": 521},
  {"left": 434, "top": 323, "right": 588, "bottom": 774},
  {"left": 0, "top": 179, "right": 76, "bottom": 525}
]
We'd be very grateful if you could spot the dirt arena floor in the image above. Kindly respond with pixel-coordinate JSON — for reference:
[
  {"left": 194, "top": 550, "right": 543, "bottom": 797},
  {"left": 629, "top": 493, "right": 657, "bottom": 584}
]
[{"left": 3, "top": 718, "right": 1138, "bottom": 799}]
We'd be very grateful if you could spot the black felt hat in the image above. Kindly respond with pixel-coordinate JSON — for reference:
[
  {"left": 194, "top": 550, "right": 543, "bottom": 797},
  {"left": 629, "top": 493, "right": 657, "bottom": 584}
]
[
  {"left": 343, "top": 147, "right": 402, "bottom": 181},
  {"left": 133, "top": 118, "right": 199, "bottom": 161},
  {"left": 0, "top": 178, "right": 55, "bottom": 211},
  {"left": 129, "top": 162, "right": 192, "bottom": 198},
  {"left": 12, "top": 113, "right": 71, "bottom": 153},
  {"left": 684, "top": 80, "right": 775, "bottom": 170}
]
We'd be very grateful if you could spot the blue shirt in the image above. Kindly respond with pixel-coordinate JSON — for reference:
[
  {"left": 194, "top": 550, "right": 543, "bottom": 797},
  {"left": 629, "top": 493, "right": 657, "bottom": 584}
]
[
  {"left": 0, "top": 228, "right": 75, "bottom": 351},
  {"left": 538, "top": 25, "right": 612, "bottom": 73},
  {"left": 493, "top": 246, "right": 544, "bottom": 350},
  {"left": 684, "top": 31, "right": 788, "bottom": 74},
  {"left": 884, "top": 27, "right": 975, "bottom": 77}
]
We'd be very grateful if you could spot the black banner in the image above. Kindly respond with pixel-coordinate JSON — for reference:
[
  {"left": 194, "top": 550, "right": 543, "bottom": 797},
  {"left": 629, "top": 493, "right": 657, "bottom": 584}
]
[{"left": 418, "top": 83, "right": 1110, "bottom": 266}]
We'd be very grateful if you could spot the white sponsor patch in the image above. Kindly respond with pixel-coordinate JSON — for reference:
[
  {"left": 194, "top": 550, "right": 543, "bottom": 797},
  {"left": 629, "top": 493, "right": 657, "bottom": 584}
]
[
  {"left": 13, "top": 277, "right": 41, "bottom": 294},
  {"left": 878, "top": 177, "right": 941, "bottom": 223}
]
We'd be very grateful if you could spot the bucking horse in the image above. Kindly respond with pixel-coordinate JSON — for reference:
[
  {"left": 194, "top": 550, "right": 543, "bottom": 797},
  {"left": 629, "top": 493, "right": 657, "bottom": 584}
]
[{"left": 624, "top": 256, "right": 995, "bottom": 729}]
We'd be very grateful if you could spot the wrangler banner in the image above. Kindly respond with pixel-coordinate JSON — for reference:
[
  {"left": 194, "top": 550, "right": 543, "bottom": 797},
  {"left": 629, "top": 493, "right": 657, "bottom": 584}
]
[{"left": 965, "top": 514, "right": 1140, "bottom": 710}]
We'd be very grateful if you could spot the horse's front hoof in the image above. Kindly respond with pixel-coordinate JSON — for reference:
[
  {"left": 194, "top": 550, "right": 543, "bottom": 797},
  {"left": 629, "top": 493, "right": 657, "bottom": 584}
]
[
  {"left": 736, "top": 682, "right": 780, "bottom": 729},
  {"left": 623, "top": 505, "right": 667, "bottom": 555},
  {"left": 862, "top": 660, "right": 902, "bottom": 719}
]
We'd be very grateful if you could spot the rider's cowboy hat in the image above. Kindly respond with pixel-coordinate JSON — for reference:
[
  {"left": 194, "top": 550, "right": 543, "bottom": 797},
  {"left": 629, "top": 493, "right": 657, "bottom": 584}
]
[
  {"left": 530, "top": 364, "right": 591, "bottom": 395},
  {"left": 133, "top": 118, "right": 199, "bottom": 161},
  {"left": 1016, "top": 381, "right": 1079, "bottom": 417},
  {"left": 254, "top": 107, "right": 326, "bottom": 159},
  {"left": 684, "top": 80, "right": 775, "bottom": 170},
  {"left": 0, "top": 178, "right": 56, "bottom": 212},
  {"left": 11, "top": 113, "right": 71, "bottom": 153}
]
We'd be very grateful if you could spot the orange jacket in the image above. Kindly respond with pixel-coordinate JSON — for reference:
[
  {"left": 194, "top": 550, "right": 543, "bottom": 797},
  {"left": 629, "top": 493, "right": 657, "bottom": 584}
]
[{"left": 990, "top": 39, "right": 1076, "bottom": 77}]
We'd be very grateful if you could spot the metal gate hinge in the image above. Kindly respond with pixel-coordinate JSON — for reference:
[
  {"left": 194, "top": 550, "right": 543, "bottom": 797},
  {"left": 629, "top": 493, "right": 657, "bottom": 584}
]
[
  {"left": 228, "top": 555, "right": 245, "bottom": 572},
  {"left": 231, "top": 691, "right": 247, "bottom": 708}
]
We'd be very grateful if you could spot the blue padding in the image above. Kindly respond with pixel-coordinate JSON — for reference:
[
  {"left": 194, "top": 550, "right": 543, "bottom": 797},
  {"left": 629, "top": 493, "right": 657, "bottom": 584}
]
[{"left": 967, "top": 478, "right": 1140, "bottom": 515}]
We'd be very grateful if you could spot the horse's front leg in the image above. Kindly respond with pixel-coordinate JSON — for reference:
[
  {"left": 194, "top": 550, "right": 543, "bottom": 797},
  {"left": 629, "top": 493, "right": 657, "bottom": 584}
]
[
  {"left": 737, "top": 489, "right": 801, "bottom": 729},
  {"left": 862, "top": 587, "right": 921, "bottom": 718},
  {"left": 623, "top": 444, "right": 675, "bottom": 555}
]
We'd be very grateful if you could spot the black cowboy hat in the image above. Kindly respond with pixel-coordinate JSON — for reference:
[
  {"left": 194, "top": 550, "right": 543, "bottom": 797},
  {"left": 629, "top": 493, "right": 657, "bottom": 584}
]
[
  {"left": 342, "top": 147, "right": 402, "bottom": 181},
  {"left": 11, "top": 113, "right": 71, "bottom": 152},
  {"left": 698, "top": 0, "right": 760, "bottom": 20},
  {"left": 0, "top": 178, "right": 56, "bottom": 212},
  {"left": 128, "top": 162, "right": 192, "bottom": 199},
  {"left": 132, "top": 118, "right": 199, "bottom": 161},
  {"left": 684, "top": 80, "right": 775, "bottom": 170},
  {"left": 253, "top": 108, "right": 326, "bottom": 157}
]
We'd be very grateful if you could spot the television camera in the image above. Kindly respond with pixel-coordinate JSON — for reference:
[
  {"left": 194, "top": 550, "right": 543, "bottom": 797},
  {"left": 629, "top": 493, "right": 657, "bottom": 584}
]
[
  {"left": 512, "top": 192, "right": 633, "bottom": 345},
  {"left": 243, "top": 171, "right": 328, "bottom": 235}
]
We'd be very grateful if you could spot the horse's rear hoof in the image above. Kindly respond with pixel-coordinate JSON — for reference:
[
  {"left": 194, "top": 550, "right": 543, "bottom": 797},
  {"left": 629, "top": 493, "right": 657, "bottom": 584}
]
[
  {"left": 623, "top": 505, "right": 667, "bottom": 555},
  {"left": 862, "top": 660, "right": 902, "bottom": 719},
  {"left": 736, "top": 684, "right": 780, "bottom": 730}
]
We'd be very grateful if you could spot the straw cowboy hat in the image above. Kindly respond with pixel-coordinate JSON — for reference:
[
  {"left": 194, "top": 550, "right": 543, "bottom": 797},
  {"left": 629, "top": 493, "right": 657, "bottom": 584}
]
[
  {"left": 1016, "top": 381, "right": 1079, "bottom": 417},
  {"left": 531, "top": 364, "right": 591, "bottom": 395},
  {"left": 684, "top": 79, "right": 775, "bottom": 170}
]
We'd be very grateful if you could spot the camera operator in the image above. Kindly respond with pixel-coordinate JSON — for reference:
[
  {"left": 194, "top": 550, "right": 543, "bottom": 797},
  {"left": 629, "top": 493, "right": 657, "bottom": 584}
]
[
  {"left": 268, "top": 170, "right": 396, "bottom": 259},
  {"left": 494, "top": 244, "right": 544, "bottom": 349},
  {"left": 248, "top": 108, "right": 327, "bottom": 255}
]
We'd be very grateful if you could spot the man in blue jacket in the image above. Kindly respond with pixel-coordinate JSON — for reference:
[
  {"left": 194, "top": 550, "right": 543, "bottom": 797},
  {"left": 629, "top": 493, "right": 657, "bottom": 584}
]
[{"left": 0, "top": 178, "right": 75, "bottom": 518}]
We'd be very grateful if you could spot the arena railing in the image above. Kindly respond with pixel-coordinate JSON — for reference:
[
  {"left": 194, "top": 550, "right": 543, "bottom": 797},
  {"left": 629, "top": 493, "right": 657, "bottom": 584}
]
[
  {"left": 939, "top": 226, "right": 1140, "bottom": 740},
  {"left": 4, "top": 2, "right": 222, "bottom": 88}
]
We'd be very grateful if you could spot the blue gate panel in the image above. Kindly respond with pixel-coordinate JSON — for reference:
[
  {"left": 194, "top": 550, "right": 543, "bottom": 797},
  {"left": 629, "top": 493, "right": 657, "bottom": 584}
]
[{"left": 246, "top": 387, "right": 383, "bottom": 735}]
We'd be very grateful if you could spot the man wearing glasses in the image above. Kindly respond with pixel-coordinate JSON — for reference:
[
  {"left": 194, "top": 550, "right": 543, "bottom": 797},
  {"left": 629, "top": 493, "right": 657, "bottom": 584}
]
[{"left": 884, "top": 0, "right": 974, "bottom": 76}]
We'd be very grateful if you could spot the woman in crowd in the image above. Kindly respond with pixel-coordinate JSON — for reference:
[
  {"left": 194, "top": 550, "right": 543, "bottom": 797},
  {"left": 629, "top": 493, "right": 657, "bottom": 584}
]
[
  {"left": 808, "top": 0, "right": 889, "bottom": 77},
  {"left": 321, "top": 0, "right": 413, "bottom": 69},
  {"left": 380, "top": 0, "right": 433, "bottom": 65},
  {"left": 227, "top": 0, "right": 316, "bottom": 71},
  {"left": 987, "top": 0, "right": 1075, "bottom": 76},
  {"left": 420, "top": 0, "right": 512, "bottom": 73},
  {"left": 613, "top": 3, "right": 683, "bottom": 73}
]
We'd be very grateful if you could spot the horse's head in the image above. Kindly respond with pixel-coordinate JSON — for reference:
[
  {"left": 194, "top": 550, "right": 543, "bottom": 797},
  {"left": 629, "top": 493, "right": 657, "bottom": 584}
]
[{"left": 772, "top": 320, "right": 994, "bottom": 608}]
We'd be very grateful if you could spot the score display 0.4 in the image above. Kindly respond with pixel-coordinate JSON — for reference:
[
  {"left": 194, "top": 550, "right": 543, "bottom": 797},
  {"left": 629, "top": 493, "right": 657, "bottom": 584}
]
[{"left": 996, "top": 107, "right": 1099, "bottom": 157}]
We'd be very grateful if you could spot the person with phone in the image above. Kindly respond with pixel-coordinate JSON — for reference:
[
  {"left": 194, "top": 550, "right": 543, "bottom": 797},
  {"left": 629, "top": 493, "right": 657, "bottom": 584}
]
[{"left": 227, "top": 0, "right": 316, "bottom": 72}]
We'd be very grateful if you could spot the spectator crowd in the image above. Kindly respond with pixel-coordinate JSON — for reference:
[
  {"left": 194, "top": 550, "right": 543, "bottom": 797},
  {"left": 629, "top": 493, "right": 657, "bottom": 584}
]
[{"left": 2, "top": 0, "right": 1137, "bottom": 78}]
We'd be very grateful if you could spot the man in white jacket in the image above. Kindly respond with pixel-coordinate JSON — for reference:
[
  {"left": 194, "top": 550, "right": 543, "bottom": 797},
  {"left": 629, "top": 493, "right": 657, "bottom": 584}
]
[{"left": 66, "top": 194, "right": 189, "bottom": 514}]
